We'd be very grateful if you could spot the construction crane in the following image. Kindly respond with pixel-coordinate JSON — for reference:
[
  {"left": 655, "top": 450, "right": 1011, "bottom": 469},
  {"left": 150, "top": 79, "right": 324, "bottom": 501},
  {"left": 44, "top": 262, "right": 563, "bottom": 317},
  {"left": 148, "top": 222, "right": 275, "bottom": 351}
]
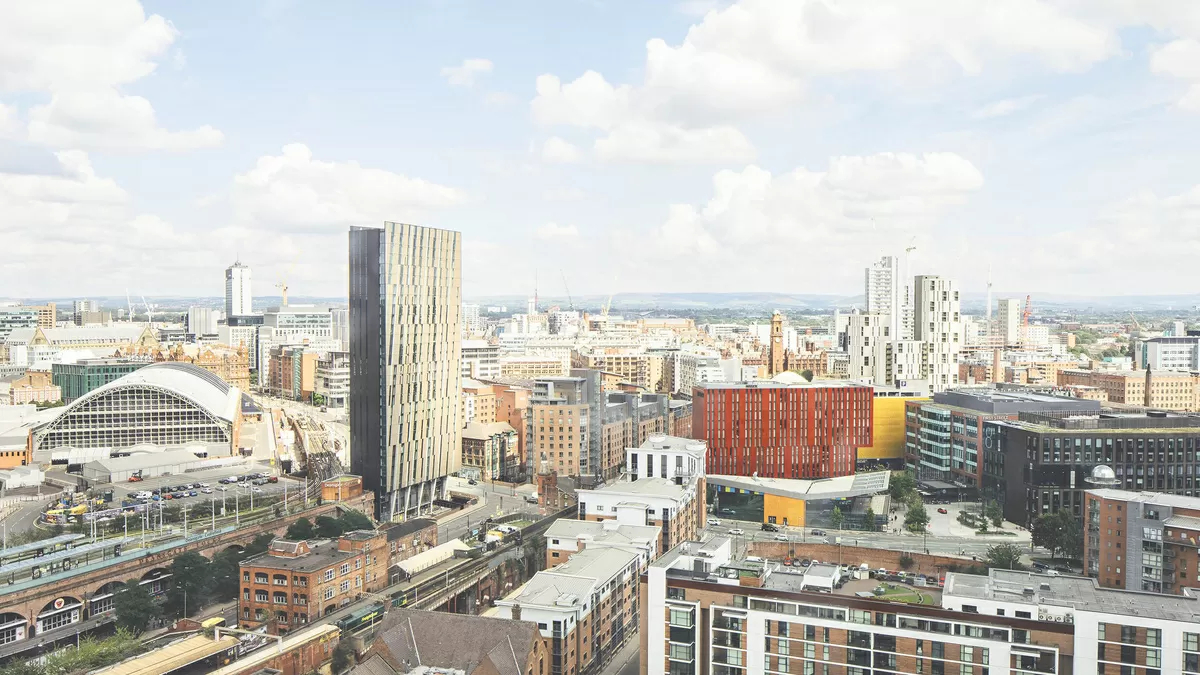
[
  {"left": 1021, "top": 294, "right": 1032, "bottom": 347},
  {"left": 140, "top": 295, "right": 155, "bottom": 328},
  {"left": 275, "top": 281, "right": 289, "bottom": 307},
  {"left": 560, "top": 269, "right": 574, "bottom": 311},
  {"left": 126, "top": 289, "right": 135, "bottom": 323}
]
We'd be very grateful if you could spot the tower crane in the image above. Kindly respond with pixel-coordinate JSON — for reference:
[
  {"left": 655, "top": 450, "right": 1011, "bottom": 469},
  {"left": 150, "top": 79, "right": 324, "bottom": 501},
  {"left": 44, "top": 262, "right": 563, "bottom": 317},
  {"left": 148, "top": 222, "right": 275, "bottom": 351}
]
[
  {"left": 1022, "top": 294, "right": 1032, "bottom": 347},
  {"left": 126, "top": 289, "right": 135, "bottom": 323},
  {"left": 141, "top": 295, "right": 155, "bottom": 328},
  {"left": 275, "top": 281, "right": 289, "bottom": 307},
  {"left": 560, "top": 269, "right": 574, "bottom": 311}
]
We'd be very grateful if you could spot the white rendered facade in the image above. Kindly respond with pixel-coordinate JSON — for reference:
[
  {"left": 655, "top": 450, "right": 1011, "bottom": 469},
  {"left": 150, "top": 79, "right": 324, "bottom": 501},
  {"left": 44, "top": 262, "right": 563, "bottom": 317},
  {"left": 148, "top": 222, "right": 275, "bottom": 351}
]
[
  {"left": 225, "top": 261, "right": 252, "bottom": 317},
  {"left": 865, "top": 255, "right": 901, "bottom": 338},
  {"left": 914, "top": 275, "right": 962, "bottom": 392},
  {"left": 461, "top": 339, "right": 501, "bottom": 380},
  {"left": 996, "top": 298, "right": 1022, "bottom": 344}
]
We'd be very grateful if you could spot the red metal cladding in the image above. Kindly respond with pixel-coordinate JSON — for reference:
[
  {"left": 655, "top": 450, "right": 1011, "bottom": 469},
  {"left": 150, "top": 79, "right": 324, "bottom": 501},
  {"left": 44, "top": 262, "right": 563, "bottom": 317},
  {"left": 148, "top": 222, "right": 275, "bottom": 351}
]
[{"left": 693, "top": 383, "right": 873, "bottom": 479}]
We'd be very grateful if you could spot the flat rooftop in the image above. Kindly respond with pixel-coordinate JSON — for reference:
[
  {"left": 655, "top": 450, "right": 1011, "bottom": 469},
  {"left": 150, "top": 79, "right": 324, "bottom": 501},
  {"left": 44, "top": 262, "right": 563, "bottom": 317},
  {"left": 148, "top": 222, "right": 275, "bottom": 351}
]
[
  {"left": 945, "top": 569, "right": 1200, "bottom": 623},
  {"left": 708, "top": 471, "right": 889, "bottom": 501},
  {"left": 1087, "top": 488, "right": 1200, "bottom": 510},
  {"left": 243, "top": 542, "right": 354, "bottom": 573}
]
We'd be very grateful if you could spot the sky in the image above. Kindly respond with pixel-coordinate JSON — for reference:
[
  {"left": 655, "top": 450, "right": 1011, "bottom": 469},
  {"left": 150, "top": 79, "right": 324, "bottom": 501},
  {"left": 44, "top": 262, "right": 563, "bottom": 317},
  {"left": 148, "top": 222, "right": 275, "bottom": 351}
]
[{"left": 2, "top": 0, "right": 1200, "bottom": 301}]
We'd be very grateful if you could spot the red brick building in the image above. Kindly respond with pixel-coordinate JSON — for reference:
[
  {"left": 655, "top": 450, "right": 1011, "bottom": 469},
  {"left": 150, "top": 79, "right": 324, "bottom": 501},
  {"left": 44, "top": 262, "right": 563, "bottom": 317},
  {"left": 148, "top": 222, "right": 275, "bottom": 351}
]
[
  {"left": 692, "top": 378, "right": 872, "bottom": 479},
  {"left": 239, "top": 530, "right": 388, "bottom": 634}
]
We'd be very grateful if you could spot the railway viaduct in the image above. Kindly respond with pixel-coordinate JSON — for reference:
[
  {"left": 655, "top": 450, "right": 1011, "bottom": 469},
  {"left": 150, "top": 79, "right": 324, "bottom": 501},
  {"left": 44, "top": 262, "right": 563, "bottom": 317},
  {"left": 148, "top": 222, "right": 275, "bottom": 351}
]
[{"left": 0, "top": 492, "right": 372, "bottom": 642}]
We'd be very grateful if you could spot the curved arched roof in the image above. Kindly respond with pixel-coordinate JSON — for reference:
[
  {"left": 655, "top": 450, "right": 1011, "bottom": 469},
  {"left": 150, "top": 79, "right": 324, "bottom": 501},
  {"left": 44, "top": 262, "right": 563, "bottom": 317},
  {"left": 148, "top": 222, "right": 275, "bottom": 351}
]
[{"left": 65, "top": 362, "right": 240, "bottom": 423}]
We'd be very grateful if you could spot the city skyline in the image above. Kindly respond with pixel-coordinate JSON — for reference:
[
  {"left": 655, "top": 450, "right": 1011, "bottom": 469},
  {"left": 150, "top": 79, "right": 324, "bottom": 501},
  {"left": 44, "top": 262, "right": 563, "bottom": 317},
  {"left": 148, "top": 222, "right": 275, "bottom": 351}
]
[{"left": 2, "top": 2, "right": 1200, "bottom": 299}]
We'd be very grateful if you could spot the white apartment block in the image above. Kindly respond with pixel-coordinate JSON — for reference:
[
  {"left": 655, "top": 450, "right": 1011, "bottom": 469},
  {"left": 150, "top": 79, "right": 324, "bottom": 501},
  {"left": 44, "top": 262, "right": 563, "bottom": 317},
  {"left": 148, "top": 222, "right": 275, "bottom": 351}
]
[
  {"left": 997, "top": 298, "right": 1022, "bottom": 344},
  {"left": 1137, "top": 336, "right": 1200, "bottom": 371},
  {"left": 914, "top": 275, "right": 961, "bottom": 392},
  {"left": 225, "top": 261, "right": 252, "bottom": 317},
  {"left": 846, "top": 312, "right": 889, "bottom": 382},
  {"left": 865, "top": 255, "right": 901, "bottom": 337},
  {"left": 461, "top": 339, "right": 501, "bottom": 380}
]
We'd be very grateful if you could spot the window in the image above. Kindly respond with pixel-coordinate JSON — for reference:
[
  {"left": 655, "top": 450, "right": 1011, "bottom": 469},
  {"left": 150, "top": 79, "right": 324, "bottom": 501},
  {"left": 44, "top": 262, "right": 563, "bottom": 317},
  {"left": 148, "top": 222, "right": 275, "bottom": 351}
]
[
  {"left": 669, "top": 608, "right": 693, "bottom": 627},
  {"left": 324, "top": 588, "right": 335, "bottom": 600},
  {"left": 340, "top": 580, "right": 350, "bottom": 593},
  {"left": 341, "top": 563, "right": 351, "bottom": 576},
  {"left": 323, "top": 570, "right": 335, "bottom": 582}
]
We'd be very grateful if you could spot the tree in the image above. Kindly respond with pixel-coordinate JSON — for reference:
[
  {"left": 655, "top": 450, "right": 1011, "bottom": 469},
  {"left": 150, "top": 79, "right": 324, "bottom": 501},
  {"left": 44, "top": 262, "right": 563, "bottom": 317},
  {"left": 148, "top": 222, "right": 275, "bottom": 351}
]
[
  {"left": 898, "top": 555, "right": 914, "bottom": 570},
  {"left": 985, "top": 543, "right": 1026, "bottom": 571},
  {"left": 904, "top": 502, "right": 930, "bottom": 533},
  {"left": 113, "top": 579, "right": 160, "bottom": 634},
  {"left": 339, "top": 510, "right": 374, "bottom": 531},
  {"left": 166, "top": 552, "right": 213, "bottom": 617},
  {"left": 314, "top": 515, "right": 346, "bottom": 539},
  {"left": 830, "top": 506, "right": 844, "bottom": 531},
  {"left": 799, "top": 369, "right": 814, "bottom": 382},
  {"left": 332, "top": 641, "right": 356, "bottom": 674},
  {"left": 245, "top": 533, "right": 275, "bottom": 556},
  {"left": 888, "top": 470, "right": 917, "bottom": 502},
  {"left": 210, "top": 549, "right": 243, "bottom": 602},
  {"left": 985, "top": 501, "right": 1004, "bottom": 528},
  {"left": 286, "top": 517, "right": 315, "bottom": 540},
  {"left": 863, "top": 507, "right": 877, "bottom": 533},
  {"left": 1032, "top": 510, "right": 1082, "bottom": 560}
]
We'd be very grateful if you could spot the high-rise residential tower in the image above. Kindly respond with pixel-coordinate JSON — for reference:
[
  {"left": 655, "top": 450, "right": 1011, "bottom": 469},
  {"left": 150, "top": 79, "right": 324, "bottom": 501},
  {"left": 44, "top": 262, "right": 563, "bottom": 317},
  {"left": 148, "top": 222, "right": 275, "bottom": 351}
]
[
  {"left": 914, "top": 275, "right": 962, "bottom": 391},
  {"left": 996, "top": 297, "right": 1022, "bottom": 345},
  {"left": 349, "top": 222, "right": 462, "bottom": 521},
  {"left": 225, "top": 260, "right": 253, "bottom": 317},
  {"left": 864, "top": 254, "right": 900, "bottom": 338}
]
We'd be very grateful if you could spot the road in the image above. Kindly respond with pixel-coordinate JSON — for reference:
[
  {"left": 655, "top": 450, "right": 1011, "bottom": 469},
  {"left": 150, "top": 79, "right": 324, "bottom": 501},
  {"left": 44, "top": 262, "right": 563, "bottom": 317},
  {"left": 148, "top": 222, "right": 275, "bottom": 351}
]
[
  {"left": 601, "top": 637, "right": 639, "bottom": 675},
  {"left": 438, "top": 478, "right": 541, "bottom": 542}
]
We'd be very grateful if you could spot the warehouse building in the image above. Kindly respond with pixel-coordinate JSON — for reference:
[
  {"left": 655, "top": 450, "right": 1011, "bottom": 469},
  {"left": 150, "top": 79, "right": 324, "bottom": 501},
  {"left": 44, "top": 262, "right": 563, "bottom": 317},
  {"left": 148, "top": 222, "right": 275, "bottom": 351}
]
[{"left": 81, "top": 449, "right": 210, "bottom": 483}]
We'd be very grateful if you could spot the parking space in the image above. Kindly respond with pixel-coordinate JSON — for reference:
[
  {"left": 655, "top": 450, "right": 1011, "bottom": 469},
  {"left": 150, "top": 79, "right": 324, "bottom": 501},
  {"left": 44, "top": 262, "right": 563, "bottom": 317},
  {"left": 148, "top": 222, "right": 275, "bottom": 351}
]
[{"left": 110, "top": 463, "right": 301, "bottom": 506}]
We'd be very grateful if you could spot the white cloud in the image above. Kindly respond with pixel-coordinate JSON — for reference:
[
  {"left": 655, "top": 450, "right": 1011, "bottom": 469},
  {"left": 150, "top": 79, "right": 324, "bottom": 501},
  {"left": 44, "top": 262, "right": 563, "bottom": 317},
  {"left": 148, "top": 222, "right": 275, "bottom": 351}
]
[
  {"left": 1151, "top": 39, "right": 1200, "bottom": 111},
  {"left": 0, "top": 150, "right": 127, "bottom": 233},
  {"left": 594, "top": 122, "right": 754, "bottom": 163},
  {"left": 230, "top": 143, "right": 465, "bottom": 233},
  {"left": 535, "top": 222, "right": 579, "bottom": 240},
  {"left": 971, "top": 95, "right": 1044, "bottom": 119},
  {"left": 27, "top": 90, "right": 223, "bottom": 151},
  {"left": 543, "top": 187, "right": 586, "bottom": 202},
  {"left": 540, "top": 136, "right": 584, "bottom": 163},
  {"left": 0, "top": 0, "right": 223, "bottom": 152},
  {"left": 642, "top": 151, "right": 983, "bottom": 284},
  {"left": 440, "top": 58, "right": 494, "bottom": 87}
]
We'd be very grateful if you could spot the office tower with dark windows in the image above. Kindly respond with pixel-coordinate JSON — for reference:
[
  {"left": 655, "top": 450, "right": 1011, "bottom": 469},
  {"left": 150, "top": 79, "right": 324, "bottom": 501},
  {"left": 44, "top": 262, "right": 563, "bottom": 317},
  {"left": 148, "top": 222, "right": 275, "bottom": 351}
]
[{"left": 349, "top": 222, "right": 462, "bottom": 521}]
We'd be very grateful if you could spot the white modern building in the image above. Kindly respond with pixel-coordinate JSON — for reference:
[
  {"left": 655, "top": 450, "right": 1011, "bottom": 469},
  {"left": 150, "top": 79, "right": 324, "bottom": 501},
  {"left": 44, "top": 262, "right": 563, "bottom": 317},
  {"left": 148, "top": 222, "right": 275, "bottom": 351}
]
[
  {"left": 996, "top": 297, "right": 1022, "bottom": 344},
  {"left": 186, "top": 307, "right": 223, "bottom": 337},
  {"left": 1135, "top": 336, "right": 1200, "bottom": 371},
  {"left": 914, "top": 275, "right": 962, "bottom": 392},
  {"left": 461, "top": 339, "right": 501, "bottom": 380},
  {"left": 225, "top": 260, "right": 253, "bottom": 317},
  {"left": 865, "top": 255, "right": 901, "bottom": 338}
]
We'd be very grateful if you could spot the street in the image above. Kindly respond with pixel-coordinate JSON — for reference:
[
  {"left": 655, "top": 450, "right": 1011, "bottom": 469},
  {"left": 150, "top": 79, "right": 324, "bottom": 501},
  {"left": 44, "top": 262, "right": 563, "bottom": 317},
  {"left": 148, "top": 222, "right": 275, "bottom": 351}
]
[{"left": 439, "top": 478, "right": 541, "bottom": 542}]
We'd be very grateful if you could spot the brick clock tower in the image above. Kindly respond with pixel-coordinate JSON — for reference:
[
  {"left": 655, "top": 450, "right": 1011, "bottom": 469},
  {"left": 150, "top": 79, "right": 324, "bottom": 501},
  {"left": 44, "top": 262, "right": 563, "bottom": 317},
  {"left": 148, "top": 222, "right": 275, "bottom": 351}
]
[{"left": 769, "top": 311, "right": 784, "bottom": 376}]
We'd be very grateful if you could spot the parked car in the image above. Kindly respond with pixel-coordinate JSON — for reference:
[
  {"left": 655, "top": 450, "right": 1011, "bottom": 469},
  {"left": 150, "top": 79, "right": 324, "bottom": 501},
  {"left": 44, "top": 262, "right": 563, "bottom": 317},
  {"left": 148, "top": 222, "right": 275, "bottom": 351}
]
[
  {"left": 937, "top": 508, "right": 948, "bottom": 514},
  {"left": 251, "top": 487, "right": 264, "bottom": 494},
  {"left": 127, "top": 475, "right": 143, "bottom": 482},
  {"left": 267, "top": 476, "right": 278, "bottom": 483},
  {"left": 201, "top": 488, "right": 213, "bottom": 494},
  {"left": 467, "top": 479, "right": 478, "bottom": 485},
  {"left": 197, "top": 482, "right": 210, "bottom": 488}
]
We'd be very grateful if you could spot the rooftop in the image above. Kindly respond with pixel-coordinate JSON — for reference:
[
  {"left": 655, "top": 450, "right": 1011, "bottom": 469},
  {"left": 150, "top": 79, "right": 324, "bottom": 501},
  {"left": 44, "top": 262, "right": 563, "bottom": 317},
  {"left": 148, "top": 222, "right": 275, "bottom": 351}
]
[
  {"left": 463, "top": 421, "right": 517, "bottom": 440},
  {"left": 580, "top": 477, "right": 687, "bottom": 500},
  {"left": 366, "top": 608, "right": 539, "bottom": 675},
  {"left": 383, "top": 518, "right": 437, "bottom": 541},
  {"left": 698, "top": 379, "right": 872, "bottom": 391},
  {"left": 926, "top": 388, "right": 1102, "bottom": 415},
  {"left": 639, "top": 433, "right": 706, "bottom": 458},
  {"left": 243, "top": 540, "right": 354, "bottom": 573},
  {"left": 995, "top": 410, "right": 1200, "bottom": 433},
  {"left": 944, "top": 568, "right": 1200, "bottom": 623},
  {"left": 544, "top": 519, "right": 660, "bottom": 546},
  {"left": 707, "top": 472, "right": 889, "bottom": 501},
  {"left": 508, "top": 548, "right": 639, "bottom": 608},
  {"left": 1087, "top": 488, "right": 1200, "bottom": 510}
]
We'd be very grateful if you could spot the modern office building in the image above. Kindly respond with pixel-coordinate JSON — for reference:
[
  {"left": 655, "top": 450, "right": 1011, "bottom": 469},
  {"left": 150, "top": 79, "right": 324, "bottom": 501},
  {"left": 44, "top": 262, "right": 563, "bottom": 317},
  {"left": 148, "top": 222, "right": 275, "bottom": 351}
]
[
  {"left": 856, "top": 384, "right": 928, "bottom": 470},
  {"left": 1136, "top": 336, "right": 1200, "bottom": 372},
  {"left": 461, "top": 339, "right": 500, "bottom": 380},
  {"left": 904, "top": 388, "right": 1101, "bottom": 499},
  {"left": 989, "top": 410, "right": 1200, "bottom": 526},
  {"left": 643, "top": 538, "right": 1200, "bottom": 675},
  {"left": 693, "top": 376, "right": 873, "bottom": 479},
  {"left": 225, "top": 260, "right": 253, "bottom": 317},
  {"left": 350, "top": 222, "right": 462, "bottom": 521},
  {"left": 51, "top": 359, "right": 150, "bottom": 402},
  {"left": 314, "top": 351, "right": 349, "bottom": 408},
  {"left": 31, "top": 362, "right": 243, "bottom": 454},
  {"left": 913, "top": 275, "right": 962, "bottom": 392},
  {"left": 0, "top": 308, "right": 39, "bottom": 342},
  {"left": 1085, "top": 488, "right": 1200, "bottom": 594}
]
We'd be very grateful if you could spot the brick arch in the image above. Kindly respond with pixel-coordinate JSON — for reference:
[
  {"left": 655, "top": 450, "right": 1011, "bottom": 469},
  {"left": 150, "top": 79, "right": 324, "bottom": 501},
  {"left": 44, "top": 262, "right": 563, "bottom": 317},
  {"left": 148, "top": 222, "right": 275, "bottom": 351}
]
[
  {"left": 140, "top": 568, "right": 173, "bottom": 597},
  {"left": 0, "top": 612, "right": 29, "bottom": 643},
  {"left": 33, "top": 596, "right": 83, "bottom": 635}
]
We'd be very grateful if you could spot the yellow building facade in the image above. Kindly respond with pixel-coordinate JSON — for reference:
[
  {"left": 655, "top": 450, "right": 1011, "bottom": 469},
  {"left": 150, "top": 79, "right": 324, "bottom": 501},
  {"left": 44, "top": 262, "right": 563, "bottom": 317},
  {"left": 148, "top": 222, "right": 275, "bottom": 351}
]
[{"left": 857, "top": 393, "right": 929, "bottom": 467}]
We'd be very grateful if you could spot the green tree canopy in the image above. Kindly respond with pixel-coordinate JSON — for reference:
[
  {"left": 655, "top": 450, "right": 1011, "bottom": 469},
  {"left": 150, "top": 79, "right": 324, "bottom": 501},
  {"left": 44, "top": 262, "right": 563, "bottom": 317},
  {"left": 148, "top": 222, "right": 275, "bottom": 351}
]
[
  {"left": 315, "top": 515, "right": 346, "bottom": 539},
  {"left": 166, "top": 552, "right": 213, "bottom": 618},
  {"left": 210, "top": 549, "right": 243, "bottom": 602},
  {"left": 1032, "top": 510, "right": 1083, "bottom": 560},
  {"left": 245, "top": 533, "right": 275, "bottom": 556},
  {"left": 904, "top": 502, "right": 930, "bottom": 534},
  {"left": 799, "top": 369, "right": 814, "bottom": 382},
  {"left": 985, "top": 543, "right": 1026, "bottom": 571},
  {"left": 830, "top": 506, "right": 844, "bottom": 530},
  {"left": 113, "top": 579, "right": 160, "bottom": 634},
  {"left": 888, "top": 470, "right": 917, "bottom": 502},
  {"left": 339, "top": 510, "right": 374, "bottom": 531},
  {"left": 286, "top": 517, "right": 316, "bottom": 540}
]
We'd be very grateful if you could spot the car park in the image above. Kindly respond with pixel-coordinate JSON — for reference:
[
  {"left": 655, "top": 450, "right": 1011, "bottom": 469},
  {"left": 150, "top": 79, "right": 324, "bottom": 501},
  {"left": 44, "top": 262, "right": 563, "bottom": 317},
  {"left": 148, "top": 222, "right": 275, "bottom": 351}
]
[
  {"left": 201, "top": 487, "right": 213, "bottom": 494},
  {"left": 198, "top": 482, "right": 210, "bottom": 488}
]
